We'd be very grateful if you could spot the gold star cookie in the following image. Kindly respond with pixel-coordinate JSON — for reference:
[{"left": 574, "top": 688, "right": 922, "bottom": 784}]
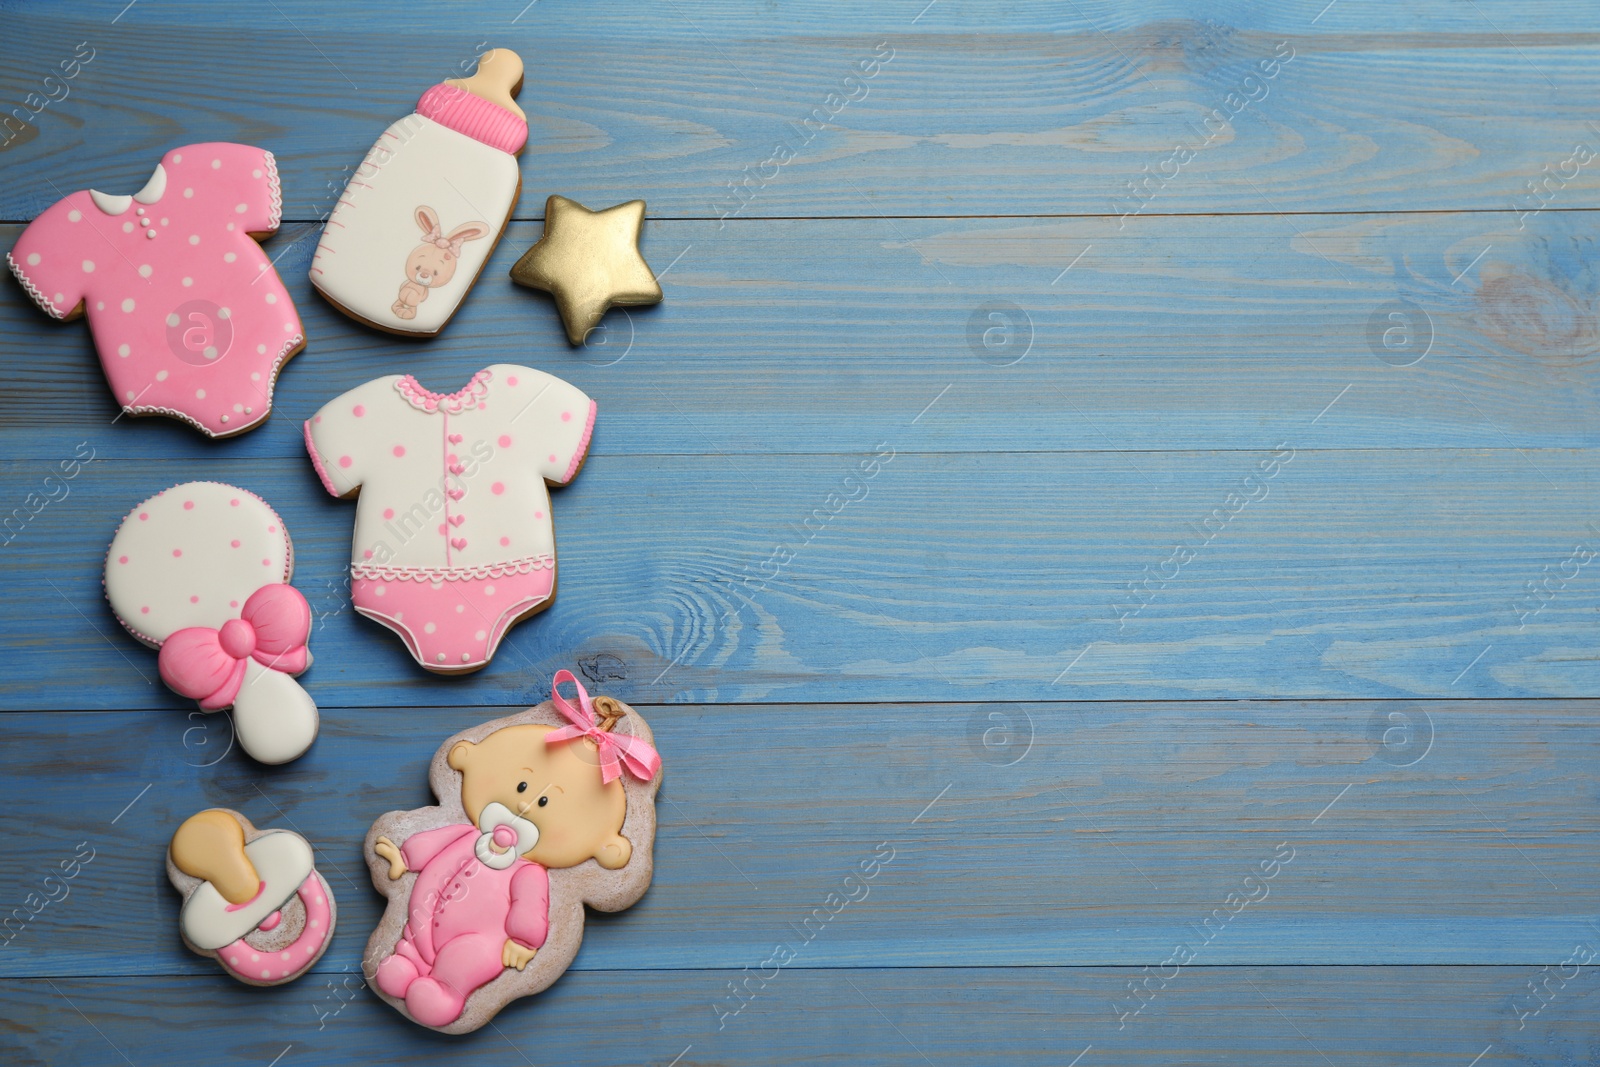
[{"left": 509, "top": 195, "right": 662, "bottom": 344}]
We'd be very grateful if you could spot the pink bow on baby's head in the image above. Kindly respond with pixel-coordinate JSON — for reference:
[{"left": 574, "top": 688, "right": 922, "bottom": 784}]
[
  {"left": 422, "top": 226, "right": 465, "bottom": 260},
  {"left": 546, "top": 670, "right": 661, "bottom": 785},
  {"left": 158, "top": 585, "right": 311, "bottom": 710}
]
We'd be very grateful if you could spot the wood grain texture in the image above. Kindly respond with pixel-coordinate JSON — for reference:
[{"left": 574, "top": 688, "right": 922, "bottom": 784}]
[
  {"left": 5, "top": 967, "right": 1599, "bottom": 1067},
  {"left": 3, "top": 448, "right": 1600, "bottom": 707},
  {"left": 3, "top": 2, "right": 1600, "bottom": 221},
  {"left": 2, "top": 1, "right": 1598, "bottom": 1063},
  {"left": 4, "top": 209, "right": 1599, "bottom": 461},
  {"left": 0, "top": 703, "right": 1595, "bottom": 979}
]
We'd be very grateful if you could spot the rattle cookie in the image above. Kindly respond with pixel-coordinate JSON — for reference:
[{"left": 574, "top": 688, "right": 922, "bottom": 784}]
[
  {"left": 8, "top": 143, "right": 305, "bottom": 437},
  {"left": 364, "top": 670, "right": 661, "bottom": 1032},
  {"left": 310, "top": 48, "right": 526, "bottom": 336},
  {"left": 168, "top": 809, "right": 337, "bottom": 986},
  {"left": 104, "top": 482, "right": 318, "bottom": 764},
  {"left": 303, "top": 364, "right": 594, "bottom": 673}
]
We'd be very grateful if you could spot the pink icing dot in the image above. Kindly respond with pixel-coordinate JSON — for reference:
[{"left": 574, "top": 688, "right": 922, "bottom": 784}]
[
  {"left": 230, "top": 498, "right": 240, "bottom": 506},
  {"left": 364, "top": 549, "right": 374, "bottom": 559},
  {"left": 548, "top": 454, "right": 557, "bottom": 463},
  {"left": 353, "top": 404, "right": 365, "bottom": 417},
  {"left": 231, "top": 540, "right": 241, "bottom": 548},
  {"left": 507, "top": 376, "right": 518, "bottom": 386},
  {"left": 392, "top": 445, "right": 405, "bottom": 457},
  {"left": 262, "top": 558, "right": 270, "bottom": 566},
  {"left": 561, "top": 411, "right": 572, "bottom": 422},
  {"left": 118, "top": 555, "right": 128, "bottom": 564},
  {"left": 498, "top": 435, "right": 512, "bottom": 448},
  {"left": 230, "top": 600, "right": 238, "bottom": 608},
  {"left": 172, "top": 548, "right": 182, "bottom": 557},
  {"left": 139, "top": 512, "right": 149, "bottom": 521},
  {"left": 491, "top": 482, "right": 505, "bottom": 495},
  {"left": 338, "top": 455, "right": 352, "bottom": 468},
  {"left": 438, "top": 523, "right": 447, "bottom": 536},
  {"left": 500, "top": 536, "right": 510, "bottom": 547},
  {"left": 383, "top": 508, "right": 394, "bottom": 520},
  {"left": 267, "top": 525, "right": 276, "bottom": 533},
  {"left": 141, "top": 606, "right": 150, "bottom": 614},
  {"left": 183, "top": 500, "right": 194, "bottom": 510},
  {"left": 190, "top": 595, "right": 199, "bottom": 603},
  {"left": 313, "top": 415, "right": 322, "bottom": 424},
  {"left": 535, "top": 510, "right": 544, "bottom": 520}
]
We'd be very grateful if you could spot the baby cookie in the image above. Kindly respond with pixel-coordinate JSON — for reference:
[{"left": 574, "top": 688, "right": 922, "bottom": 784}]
[
  {"left": 310, "top": 48, "right": 526, "bottom": 336},
  {"left": 364, "top": 670, "right": 661, "bottom": 1032},
  {"left": 168, "top": 809, "right": 336, "bottom": 986},
  {"left": 8, "top": 143, "right": 305, "bottom": 436},
  {"left": 303, "top": 364, "right": 594, "bottom": 673},
  {"left": 104, "top": 482, "right": 318, "bottom": 764}
]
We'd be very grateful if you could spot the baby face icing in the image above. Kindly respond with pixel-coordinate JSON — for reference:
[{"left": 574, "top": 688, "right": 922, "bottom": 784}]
[{"left": 448, "top": 724, "right": 632, "bottom": 871}]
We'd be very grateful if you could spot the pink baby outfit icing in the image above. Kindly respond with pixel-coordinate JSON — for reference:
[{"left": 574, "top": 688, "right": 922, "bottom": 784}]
[
  {"left": 416, "top": 84, "right": 528, "bottom": 155},
  {"left": 8, "top": 143, "right": 304, "bottom": 437},
  {"left": 303, "top": 364, "right": 594, "bottom": 671},
  {"left": 374, "top": 824, "right": 549, "bottom": 1027},
  {"left": 219, "top": 874, "right": 333, "bottom": 984},
  {"left": 352, "top": 567, "right": 554, "bottom": 670}
]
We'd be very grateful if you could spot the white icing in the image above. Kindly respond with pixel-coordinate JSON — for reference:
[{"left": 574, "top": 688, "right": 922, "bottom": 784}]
[
  {"left": 233, "top": 660, "right": 318, "bottom": 764},
  {"left": 179, "top": 831, "right": 314, "bottom": 950},
  {"left": 104, "top": 482, "right": 291, "bottom": 643},
  {"left": 135, "top": 164, "right": 167, "bottom": 204},
  {"left": 305, "top": 366, "right": 591, "bottom": 575},
  {"left": 310, "top": 116, "right": 517, "bottom": 334},
  {"left": 90, "top": 190, "right": 132, "bottom": 215},
  {"left": 473, "top": 802, "right": 539, "bottom": 870}
]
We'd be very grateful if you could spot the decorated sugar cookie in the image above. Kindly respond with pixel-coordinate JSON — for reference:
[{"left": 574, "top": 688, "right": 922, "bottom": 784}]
[
  {"left": 104, "top": 482, "right": 318, "bottom": 764},
  {"left": 168, "top": 809, "right": 336, "bottom": 986},
  {"left": 7, "top": 143, "right": 305, "bottom": 437},
  {"left": 303, "top": 364, "right": 594, "bottom": 674},
  {"left": 310, "top": 48, "right": 526, "bottom": 336},
  {"left": 510, "top": 195, "right": 662, "bottom": 345},
  {"left": 364, "top": 671, "right": 661, "bottom": 1032}
]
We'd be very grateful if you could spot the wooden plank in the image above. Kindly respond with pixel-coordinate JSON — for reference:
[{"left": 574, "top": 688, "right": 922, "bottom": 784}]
[
  {"left": 4, "top": 209, "right": 1600, "bottom": 462},
  {"left": 5, "top": 966, "right": 1599, "bottom": 1066},
  {"left": 3, "top": 446, "right": 1599, "bottom": 708},
  {"left": 4, "top": 5, "right": 1600, "bottom": 221},
  {"left": 0, "top": 703, "right": 1594, "bottom": 978}
]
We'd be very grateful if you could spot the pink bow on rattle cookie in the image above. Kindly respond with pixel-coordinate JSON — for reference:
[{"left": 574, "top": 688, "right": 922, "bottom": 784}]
[
  {"left": 158, "top": 585, "right": 312, "bottom": 710},
  {"left": 547, "top": 670, "right": 661, "bottom": 784},
  {"left": 422, "top": 226, "right": 466, "bottom": 260}
]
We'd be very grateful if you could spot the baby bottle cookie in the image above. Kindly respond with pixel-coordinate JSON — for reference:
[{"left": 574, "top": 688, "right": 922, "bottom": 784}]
[
  {"left": 303, "top": 364, "right": 594, "bottom": 673},
  {"left": 8, "top": 143, "right": 305, "bottom": 437},
  {"left": 104, "top": 482, "right": 318, "bottom": 763},
  {"left": 310, "top": 48, "right": 527, "bottom": 337},
  {"left": 168, "top": 809, "right": 337, "bottom": 986},
  {"left": 364, "top": 670, "right": 661, "bottom": 1032}
]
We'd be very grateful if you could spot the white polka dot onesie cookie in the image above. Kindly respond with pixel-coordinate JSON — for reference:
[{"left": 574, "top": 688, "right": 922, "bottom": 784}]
[
  {"left": 104, "top": 482, "right": 318, "bottom": 763},
  {"left": 168, "top": 809, "right": 337, "bottom": 987},
  {"left": 303, "top": 364, "right": 595, "bottom": 673},
  {"left": 7, "top": 143, "right": 305, "bottom": 437}
]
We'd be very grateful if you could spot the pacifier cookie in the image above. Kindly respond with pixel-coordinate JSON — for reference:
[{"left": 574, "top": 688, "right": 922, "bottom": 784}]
[
  {"left": 310, "top": 49, "right": 526, "bottom": 337},
  {"left": 8, "top": 143, "right": 305, "bottom": 437},
  {"left": 104, "top": 481, "right": 318, "bottom": 763},
  {"left": 168, "top": 809, "right": 337, "bottom": 986},
  {"left": 363, "top": 670, "right": 660, "bottom": 1032},
  {"left": 303, "top": 364, "right": 594, "bottom": 673}
]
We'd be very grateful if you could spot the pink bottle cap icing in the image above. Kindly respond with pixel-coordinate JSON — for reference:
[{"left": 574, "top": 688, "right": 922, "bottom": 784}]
[{"left": 417, "top": 83, "right": 528, "bottom": 155}]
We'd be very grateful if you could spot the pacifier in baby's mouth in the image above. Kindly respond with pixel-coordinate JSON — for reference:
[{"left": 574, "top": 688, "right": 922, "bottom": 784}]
[{"left": 473, "top": 801, "right": 539, "bottom": 870}]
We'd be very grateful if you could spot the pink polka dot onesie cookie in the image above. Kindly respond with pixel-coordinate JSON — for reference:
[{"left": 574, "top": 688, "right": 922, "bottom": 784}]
[
  {"left": 365, "top": 671, "right": 660, "bottom": 1032},
  {"left": 7, "top": 143, "right": 306, "bottom": 437},
  {"left": 168, "top": 808, "right": 337, "bottom": 987},
  {"left": 303, "top": 364, "right": 595, "bottom": 674},
  {"left": 104, "top": 482, "right": 318, "bottom": 764}
]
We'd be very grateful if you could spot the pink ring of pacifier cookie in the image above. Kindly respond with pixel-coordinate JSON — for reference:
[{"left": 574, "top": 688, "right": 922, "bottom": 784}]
[{"left": 218, "top": 874, "right": 332, "bottom": 983}]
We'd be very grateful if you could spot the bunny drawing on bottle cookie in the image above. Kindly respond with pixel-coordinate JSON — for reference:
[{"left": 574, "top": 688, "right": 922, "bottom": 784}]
[{"left": 393, "top": 206, "right": 488, "bottom": 320}]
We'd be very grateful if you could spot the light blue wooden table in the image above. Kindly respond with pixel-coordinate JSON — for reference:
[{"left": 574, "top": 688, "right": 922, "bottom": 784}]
[{"left": 2, "top": 1, "right": 1598, "bottom": 1063}]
